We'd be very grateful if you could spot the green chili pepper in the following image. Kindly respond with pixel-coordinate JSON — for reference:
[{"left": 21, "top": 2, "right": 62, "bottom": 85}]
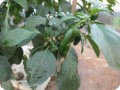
[
  {"left": 90, "top": 13, "right": 98, "bottom": 20},
  {"left": 59, "top": 28, "right": 79, "bottom": 56}
]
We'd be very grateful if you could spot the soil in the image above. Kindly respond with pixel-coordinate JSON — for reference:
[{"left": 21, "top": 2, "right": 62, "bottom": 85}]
[{"left": 46, "top": 44, "right": 120, "bottom": 90}]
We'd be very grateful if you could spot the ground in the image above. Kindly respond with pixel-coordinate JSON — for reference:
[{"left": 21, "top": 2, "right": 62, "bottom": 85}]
[{"left": 46, "top": 44, "right": 120, "bottom": 90}]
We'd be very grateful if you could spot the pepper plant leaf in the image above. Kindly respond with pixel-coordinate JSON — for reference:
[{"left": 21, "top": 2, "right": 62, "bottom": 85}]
[
  {"left": 8, "top": 47, "right": 23, "bottom": 64},
  {"left": 1, "top": 1, "right": 10, "bottom": 36},
  {"left": 36, "top": 5, "right": 49, "bottom": 17},
  {"left": 0, "top": 46, "right": 16, "bottom": 59},
  {"left": 0, "top": 55, "right": 14, "bottom": 82},
  {"left": 3, "top": 28, "right": 40, "bottom": 46},
  {"left": 1, "top": 80, "right": 14, "bottom": 90},
  {"left": 91, "top": 24, "right": 120, "bottom": 69},
  {"left": 25, "top": 15, "right": 46, "bottom": 28},
  {"left": 86, "top": 35, "right": 100, "bottom": 57},
  {"left": 59, "top": 0, "right": 71, "bottom": 12},
  {"left": 57, "top": 48, "right": 80, "bottom": 90},
  {"left": 13, "top": 0, "right": 28, "bottom": 11},
  {"left": 26, "top": 49, "right": 56, "bottom": 87},
  {"left": 90, "top": 8, "right": 109, "bottom": 16},
  {"left": 56, "top": 14, "right": 76, "bottom": 26}
]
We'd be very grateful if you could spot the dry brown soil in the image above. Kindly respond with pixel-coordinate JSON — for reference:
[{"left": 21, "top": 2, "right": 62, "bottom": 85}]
[{"left": 46, "top": 44, "right": 120, "bottom": 90}]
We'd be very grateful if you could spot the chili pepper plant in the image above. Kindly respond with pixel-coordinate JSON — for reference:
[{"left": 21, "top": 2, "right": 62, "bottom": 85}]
[{"left": 0, "top": 0, "right": 120, "bottom": 90}]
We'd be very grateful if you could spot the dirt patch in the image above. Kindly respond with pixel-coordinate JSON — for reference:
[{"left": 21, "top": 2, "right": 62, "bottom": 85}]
[
  {"left": 46, "top": 44, "right": 120, "bottom": 90},
  {"left": 76, "top": 44, "right": 120, "bottom": 90}
]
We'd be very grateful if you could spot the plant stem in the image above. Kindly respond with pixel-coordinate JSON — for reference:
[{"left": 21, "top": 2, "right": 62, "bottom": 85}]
[{"left": 71, "top": 0, "right": 77, "bottom": 14}]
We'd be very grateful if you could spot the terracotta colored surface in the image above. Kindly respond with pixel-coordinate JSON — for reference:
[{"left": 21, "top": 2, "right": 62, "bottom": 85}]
[{"left": 46, "top": 44, "right": 120, "bottom": 90}]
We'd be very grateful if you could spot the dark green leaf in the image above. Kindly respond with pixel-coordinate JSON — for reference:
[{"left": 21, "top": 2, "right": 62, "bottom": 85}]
[
  {"left": 107, "top": 0, "right": 116, "bottom": 5},
  {"left": 49, "top": 7, "right": 56, "bottom": 15},
  {"left": 1, "top": 80, "right": 14, "bottom": 90},
  {"left": 91, "top": 24, "right": 120, "bottom": 69},
  {"left": 36, "top": 25, "right": 45, "bottom": 34},
  {"left": 0, "top": 55, "right": 14, "bottom": 82},
  {"left": 23, "top": 55, "right": 29, "bottom": 76},
  {"left": 45, "top": 26, "right": 54, "bottom": 37},
  {"left": 18, "top": 27, "right": 41, "bottom": 46},
  {"left": 57, "top": 48, "right": 80, "bottom": 90},
  {"left": 0, "top": 46, "right": 16, "bottom": 59},
  {"left": 56, "top": 14, "right": 76, "bottom": 26},
  {"left": 26, "top": 49, "right": 56, "bottom": 87},
  {"left": 0, "top": 33, "right": 2, "bottom": 45},
  {"left": 90, "top": 8, "right": 109, "bottom": 16},
  {"left": 86, "top": 25, "right": 91, "bottom": 34},
  {"left": 1, "top": 2, "right": 11, "bottom": 36},
  {"left": 81, "top": 36, "right": 85, "bottom": 53},
  {"left": 3, "top": 28, "right": 39, "bottom": 46},
  {"left": 49, "top": 17, "right": 60, "bottom": 26},
  {"left": 36, "top": 5, "right": 49, "bottom": 17},
  {"left": 86, "top": 35, "right": 100, "bottom": 57},
  {"left": 17, "top": 38, "right": 32, "bottom": 47},
  {"left": 54, "top": 24, "right": 68, "bottom": 36},
  {"left": 13, "top": 0, "right": 28, "bottom": 10},
  {"left": 32, "top": 34, "right": 45, "bottom": 48},
  {"left": 44, "top": 0, "right": 53, "bottom": 7},
  {"left": 25, "top": 15, "right": 46, "bottom": 28},
  {"left": 8, "top": 47, "right": 23, "bottom": 64},
  {"left": 58, "top": 0, "right": 63, "bottom": 4},
  {"left": 59, "top": 1, "right": 71, "bottom": 13}
]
